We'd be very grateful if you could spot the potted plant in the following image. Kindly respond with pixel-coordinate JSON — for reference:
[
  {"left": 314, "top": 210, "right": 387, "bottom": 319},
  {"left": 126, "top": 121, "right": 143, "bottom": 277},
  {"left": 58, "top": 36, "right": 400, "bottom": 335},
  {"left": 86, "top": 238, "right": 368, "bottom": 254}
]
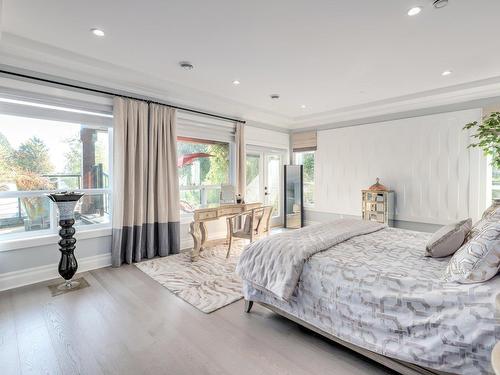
[{"left": 464, "top": 111, "right": 500, "bottom": 207}]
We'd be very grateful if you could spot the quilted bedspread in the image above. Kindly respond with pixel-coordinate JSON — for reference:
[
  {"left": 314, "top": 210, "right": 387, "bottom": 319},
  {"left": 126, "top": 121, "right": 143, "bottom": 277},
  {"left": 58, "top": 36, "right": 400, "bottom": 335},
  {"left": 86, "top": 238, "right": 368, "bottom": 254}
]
[
  {"left": 242, "top": 227, "right": 500, "bottom": 375},
  {"left": 236, "top": 219, "right": 385, "bottom": 300}
]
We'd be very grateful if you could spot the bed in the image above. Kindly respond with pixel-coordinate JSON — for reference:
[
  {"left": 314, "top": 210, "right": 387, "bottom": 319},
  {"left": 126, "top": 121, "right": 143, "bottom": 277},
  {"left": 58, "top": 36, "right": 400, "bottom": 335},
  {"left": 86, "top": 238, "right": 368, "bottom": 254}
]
[{"left": 236, "top": 219, "right": 500, "bottom": 375}]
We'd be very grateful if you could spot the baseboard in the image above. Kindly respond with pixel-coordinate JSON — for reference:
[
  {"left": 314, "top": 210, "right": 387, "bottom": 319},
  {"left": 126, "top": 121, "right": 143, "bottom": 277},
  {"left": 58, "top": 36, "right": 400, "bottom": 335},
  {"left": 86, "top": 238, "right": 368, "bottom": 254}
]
[{"left": 0, "top": 253, "right": 112, "bottom": 292}]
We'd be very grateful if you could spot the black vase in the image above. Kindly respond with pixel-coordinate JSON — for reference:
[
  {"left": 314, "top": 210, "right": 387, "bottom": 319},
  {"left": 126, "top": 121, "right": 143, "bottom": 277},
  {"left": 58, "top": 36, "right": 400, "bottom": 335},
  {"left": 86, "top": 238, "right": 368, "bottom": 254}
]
[{"left": 47, "top": 192, "right": 84, "bottom": 290}]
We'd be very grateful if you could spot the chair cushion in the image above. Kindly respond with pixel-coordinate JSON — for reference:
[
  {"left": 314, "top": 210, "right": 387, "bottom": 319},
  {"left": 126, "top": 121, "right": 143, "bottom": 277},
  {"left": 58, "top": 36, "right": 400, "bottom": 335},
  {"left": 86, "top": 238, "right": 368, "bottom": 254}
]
[
  {"left": 425, "top": 218, "right": 471, "bottom": 258},
  {"left": 443, "top": 221, "right": 500, "bottom": 283}
]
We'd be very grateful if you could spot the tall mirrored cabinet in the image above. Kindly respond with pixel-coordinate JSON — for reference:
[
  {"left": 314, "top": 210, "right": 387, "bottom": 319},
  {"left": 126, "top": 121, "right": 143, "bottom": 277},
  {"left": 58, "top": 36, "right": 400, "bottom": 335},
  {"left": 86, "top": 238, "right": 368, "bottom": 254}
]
[{"left": 284, "top": 165, "right": 303, "bottom": 228}]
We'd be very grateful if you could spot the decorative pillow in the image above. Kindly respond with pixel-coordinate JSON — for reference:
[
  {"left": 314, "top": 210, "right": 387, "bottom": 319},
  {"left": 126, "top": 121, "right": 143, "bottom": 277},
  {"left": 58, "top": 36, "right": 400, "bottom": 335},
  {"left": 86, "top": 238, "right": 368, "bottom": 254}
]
[
  {"left": 443, "top": 221, "right": 500, "bottom": 283},
  {"left": 482, "top": 199, "right": 500, "bottom": 220},
  {"left": 465, "top": 200, "right": 500, "bottom": 243},
  {"left": 425, "top": 218, "right": 472, "bottom": 258}
]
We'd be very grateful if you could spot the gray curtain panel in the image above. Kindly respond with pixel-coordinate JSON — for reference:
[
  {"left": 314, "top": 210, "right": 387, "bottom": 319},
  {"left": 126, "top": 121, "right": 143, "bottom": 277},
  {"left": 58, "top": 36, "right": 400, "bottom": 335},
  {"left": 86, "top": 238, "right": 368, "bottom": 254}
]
[{"left": 111, "top": 97, "right": 180, "bottom": 266}]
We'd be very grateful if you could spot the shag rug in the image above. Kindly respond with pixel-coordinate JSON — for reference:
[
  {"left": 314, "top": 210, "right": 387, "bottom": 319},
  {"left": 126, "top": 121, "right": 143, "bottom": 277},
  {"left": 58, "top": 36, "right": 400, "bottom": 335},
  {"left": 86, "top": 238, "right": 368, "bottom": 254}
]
[{"left": 135, "top": 239, "right": 246, "bottom": 313}]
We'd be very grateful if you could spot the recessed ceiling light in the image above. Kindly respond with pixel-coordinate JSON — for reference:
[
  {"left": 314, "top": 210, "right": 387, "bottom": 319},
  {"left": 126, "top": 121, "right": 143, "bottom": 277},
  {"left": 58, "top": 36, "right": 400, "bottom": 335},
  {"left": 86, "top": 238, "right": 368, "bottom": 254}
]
[
  {"left": 300, "top": 104, "right": 307, "bottom": 109},
  {"left": 433, "top": 0, "right": 448, "bottom": 9},
  {"left": 270, "top": 94, "right": 280, "bottom": 100},
  {"left": 232, "top": 80, "right": 240, "bottom": 86},
  {"left": 442, "top": 70, "right": 452, "bottom": 76},
  {"left": 407, "top": 6, "right": 422, "bottom": 16},
  {"left": 179, "top": 61, "right": 194, "bottom": 70},
  {"left": 91, "top": 28, "right": 105, "bottom": 37}
]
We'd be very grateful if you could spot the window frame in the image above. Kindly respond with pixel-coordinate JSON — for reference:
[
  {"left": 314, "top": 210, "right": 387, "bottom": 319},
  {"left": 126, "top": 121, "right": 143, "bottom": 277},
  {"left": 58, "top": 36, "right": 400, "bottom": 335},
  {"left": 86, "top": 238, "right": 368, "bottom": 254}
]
[{"left": 0, "top": 98, "right": 113, "bottom": 247}]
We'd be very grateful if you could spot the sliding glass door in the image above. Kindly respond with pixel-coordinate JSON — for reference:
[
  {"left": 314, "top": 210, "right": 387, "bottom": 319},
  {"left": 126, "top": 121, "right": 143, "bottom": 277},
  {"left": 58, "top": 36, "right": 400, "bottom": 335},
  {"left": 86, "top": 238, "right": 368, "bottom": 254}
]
[{"left": 246, "top": 148, "right": 285, "bottom": 226}]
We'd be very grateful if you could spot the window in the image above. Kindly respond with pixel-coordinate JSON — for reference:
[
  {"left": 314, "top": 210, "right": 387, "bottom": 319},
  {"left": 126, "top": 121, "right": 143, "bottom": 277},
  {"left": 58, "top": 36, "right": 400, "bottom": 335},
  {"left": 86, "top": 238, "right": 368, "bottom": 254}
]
[
  {"left": 493, "top": 166, "right": 500, "bottom": 200},
  {"left": 294, "top": 151, "right": 315, "bottom": 206},
  {"left": 245, "top": 153, "right": 260, "bottom": 203},
  {"left": 0, "top": 111, "right": 112, "bottom": 239},
  {"left": 178, "top": 137, "right": 229, "bottom": 212}
]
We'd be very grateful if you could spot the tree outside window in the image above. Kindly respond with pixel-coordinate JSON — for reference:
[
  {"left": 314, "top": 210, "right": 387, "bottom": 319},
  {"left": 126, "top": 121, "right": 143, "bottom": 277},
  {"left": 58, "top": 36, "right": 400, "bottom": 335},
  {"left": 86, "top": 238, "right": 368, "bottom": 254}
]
[
  {"left": 177, "top": 137, "right": 229, "bottom": 213},
  {"left": 0, "top": 114, "right": 111, "bottom": 238},
  {"left": 294, "top": 151, "right": 315, "bottom": 206}
]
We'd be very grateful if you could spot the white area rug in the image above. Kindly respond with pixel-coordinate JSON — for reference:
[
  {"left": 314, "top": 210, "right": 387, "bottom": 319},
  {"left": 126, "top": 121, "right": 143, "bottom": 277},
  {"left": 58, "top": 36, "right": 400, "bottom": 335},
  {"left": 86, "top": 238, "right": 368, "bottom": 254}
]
[{"left": 135, "top": 239, "right": 246, "bottom": 313}]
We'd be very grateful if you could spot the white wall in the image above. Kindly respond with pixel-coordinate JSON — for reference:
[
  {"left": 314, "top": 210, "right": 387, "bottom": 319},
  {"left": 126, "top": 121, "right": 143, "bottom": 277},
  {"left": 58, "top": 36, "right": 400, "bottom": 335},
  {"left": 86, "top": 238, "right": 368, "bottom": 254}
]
[
  {"left": 0, "top": 235, "right": 112, "bottom": 291},
  {"left": 313, "top": 109, "right": 488, "bottom": 225}
]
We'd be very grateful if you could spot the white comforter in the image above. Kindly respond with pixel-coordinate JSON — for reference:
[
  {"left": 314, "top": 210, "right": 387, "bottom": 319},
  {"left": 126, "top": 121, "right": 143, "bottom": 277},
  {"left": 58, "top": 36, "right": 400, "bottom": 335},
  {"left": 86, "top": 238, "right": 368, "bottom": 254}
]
[{"left": 236, "top": 219, "right": 385, "bottom": 300}]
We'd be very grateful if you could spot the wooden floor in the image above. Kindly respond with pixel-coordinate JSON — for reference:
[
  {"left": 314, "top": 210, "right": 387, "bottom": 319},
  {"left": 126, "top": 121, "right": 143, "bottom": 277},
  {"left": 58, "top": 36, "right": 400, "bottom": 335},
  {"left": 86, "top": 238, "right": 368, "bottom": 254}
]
[{"left": 0, "top": 265, "right": 395, "bottom": 375}]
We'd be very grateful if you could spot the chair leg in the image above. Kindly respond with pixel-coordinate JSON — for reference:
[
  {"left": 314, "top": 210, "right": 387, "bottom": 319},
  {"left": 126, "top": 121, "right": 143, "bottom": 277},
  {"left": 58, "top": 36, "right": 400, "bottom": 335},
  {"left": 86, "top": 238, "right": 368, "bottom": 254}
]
[{"left": 226, "top": 236, "right": 233, "bottom": 258}]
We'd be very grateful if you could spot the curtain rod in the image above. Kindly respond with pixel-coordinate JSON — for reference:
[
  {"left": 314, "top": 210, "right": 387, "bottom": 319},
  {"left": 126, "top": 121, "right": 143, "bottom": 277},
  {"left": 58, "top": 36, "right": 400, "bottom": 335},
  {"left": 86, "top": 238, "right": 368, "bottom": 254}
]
[{"left": 0, "top": 69, "right": 246, "bottom": 124}]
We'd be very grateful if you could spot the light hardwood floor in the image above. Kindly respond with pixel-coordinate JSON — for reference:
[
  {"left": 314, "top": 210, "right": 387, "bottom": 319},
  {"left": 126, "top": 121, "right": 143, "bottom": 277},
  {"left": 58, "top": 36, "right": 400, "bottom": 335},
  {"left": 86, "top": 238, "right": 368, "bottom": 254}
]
[{"left": 0, "top": 265, "right": 395, "bottom": 375}]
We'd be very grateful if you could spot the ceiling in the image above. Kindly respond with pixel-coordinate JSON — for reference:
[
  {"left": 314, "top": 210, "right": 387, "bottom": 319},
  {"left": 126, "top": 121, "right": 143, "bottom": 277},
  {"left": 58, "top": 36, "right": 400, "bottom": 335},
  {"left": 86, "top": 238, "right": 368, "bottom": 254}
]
[{"left": 1, "top": 0, "right": 500, "bottom": 129}]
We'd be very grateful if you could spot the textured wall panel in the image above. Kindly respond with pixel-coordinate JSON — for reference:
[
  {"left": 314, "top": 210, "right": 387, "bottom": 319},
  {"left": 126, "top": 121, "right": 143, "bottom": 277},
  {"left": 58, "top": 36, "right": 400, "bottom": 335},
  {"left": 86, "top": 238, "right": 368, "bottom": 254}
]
[{"left": 315, "top": 109, "right": 486, "bottom": 224}]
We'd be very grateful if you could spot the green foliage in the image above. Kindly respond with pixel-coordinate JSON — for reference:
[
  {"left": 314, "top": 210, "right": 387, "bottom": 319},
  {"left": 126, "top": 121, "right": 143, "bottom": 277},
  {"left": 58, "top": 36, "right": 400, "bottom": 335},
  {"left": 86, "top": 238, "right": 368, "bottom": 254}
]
[
  {"left": 177, "top": 141, "right": 229, "bottom": 186},
  {"left": 11, "top": 136, "right": 53, "bottom": 175},
  {"left": 205, "top": 143, "right": 229, "bottom": 184},
  {"left": 64, "top": 135, "right": 82, "bottom": 174},
  {"left": 302, "top": 153, "right": 315, "bottom": 182},
  {"left": 464, "top": 112, "right": 500, "bottom": 169},
  {"left": 0, "top": 132, "right": 13, "bottom": 184},
  {"left": 177, "top": 140, "right": 229, "bottom": 208}
]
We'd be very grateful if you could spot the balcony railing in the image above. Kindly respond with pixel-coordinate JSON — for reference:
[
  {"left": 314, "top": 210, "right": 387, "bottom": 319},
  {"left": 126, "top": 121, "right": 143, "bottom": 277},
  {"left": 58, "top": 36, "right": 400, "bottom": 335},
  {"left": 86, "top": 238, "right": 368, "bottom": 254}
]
[{"left": 0, "top": 168, "right": 111, "bottom": 235}]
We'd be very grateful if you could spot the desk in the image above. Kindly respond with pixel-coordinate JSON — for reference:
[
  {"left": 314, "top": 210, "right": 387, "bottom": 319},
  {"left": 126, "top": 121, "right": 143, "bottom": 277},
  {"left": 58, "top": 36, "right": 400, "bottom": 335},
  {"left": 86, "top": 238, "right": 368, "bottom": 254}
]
[{"left": 189, "top": 202, "right": 262, "bottom": 261}]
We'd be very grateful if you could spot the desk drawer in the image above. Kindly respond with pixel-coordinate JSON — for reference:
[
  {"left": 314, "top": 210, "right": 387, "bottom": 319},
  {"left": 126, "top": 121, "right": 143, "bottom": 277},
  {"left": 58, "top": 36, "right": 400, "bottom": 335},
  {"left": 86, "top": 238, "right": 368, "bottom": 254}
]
[
  {"left": 195, "top": 211, "right": 217, "bottom": 221},
  {"left": 218, "top": 207, "right": 241, "bottom": 216}
]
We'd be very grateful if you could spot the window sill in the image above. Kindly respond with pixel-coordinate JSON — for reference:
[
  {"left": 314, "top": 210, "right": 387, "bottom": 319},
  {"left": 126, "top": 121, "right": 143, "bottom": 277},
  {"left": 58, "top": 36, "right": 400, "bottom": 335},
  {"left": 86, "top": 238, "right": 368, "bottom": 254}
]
[{"left": 0, "top": 226, "right": 112, "bottom": 252}]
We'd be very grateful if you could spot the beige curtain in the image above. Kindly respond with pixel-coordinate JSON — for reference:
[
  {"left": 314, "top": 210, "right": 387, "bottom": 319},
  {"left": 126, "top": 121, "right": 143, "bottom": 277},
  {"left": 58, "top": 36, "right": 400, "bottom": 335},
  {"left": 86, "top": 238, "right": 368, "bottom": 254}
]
[
  {"left": 235, "top": 122, "right": 246, "bottom": 199},
  {"left": 111, "top": 97, "right": 180, "bottom": 266}
]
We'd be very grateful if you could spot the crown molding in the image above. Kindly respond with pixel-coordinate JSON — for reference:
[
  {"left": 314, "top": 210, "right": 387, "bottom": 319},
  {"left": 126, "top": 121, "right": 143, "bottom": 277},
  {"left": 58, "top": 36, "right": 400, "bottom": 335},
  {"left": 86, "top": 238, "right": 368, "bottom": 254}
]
[
  {"left": 1, "top": 32, "right": 500, "bottom": 131},
  {"left": 290, "top": 76, "right": 500, "bottom": 129}
]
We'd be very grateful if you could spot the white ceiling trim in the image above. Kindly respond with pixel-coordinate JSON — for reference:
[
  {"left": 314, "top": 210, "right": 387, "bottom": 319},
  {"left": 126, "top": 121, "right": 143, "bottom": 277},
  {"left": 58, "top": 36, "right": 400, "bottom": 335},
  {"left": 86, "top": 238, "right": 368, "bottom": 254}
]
[
  {"left": 1, "top": 32, "right": 500, "bottom": 130},
  {"left": 291, "top": 78, "right": 500, "bottom": 129}
]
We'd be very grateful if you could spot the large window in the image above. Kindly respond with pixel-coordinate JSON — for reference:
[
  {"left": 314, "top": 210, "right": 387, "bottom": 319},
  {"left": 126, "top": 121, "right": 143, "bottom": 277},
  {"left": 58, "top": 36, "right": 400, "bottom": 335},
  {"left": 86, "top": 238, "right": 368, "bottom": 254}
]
[
  {"left": 294, "top": 151, "right": 315, "bottom": 206},
  {"left": 0, "top": 112, "right": 111, "bottom": 239},
  {"left": 178, "top": 137, "right": 229, "bottom": 212}
]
